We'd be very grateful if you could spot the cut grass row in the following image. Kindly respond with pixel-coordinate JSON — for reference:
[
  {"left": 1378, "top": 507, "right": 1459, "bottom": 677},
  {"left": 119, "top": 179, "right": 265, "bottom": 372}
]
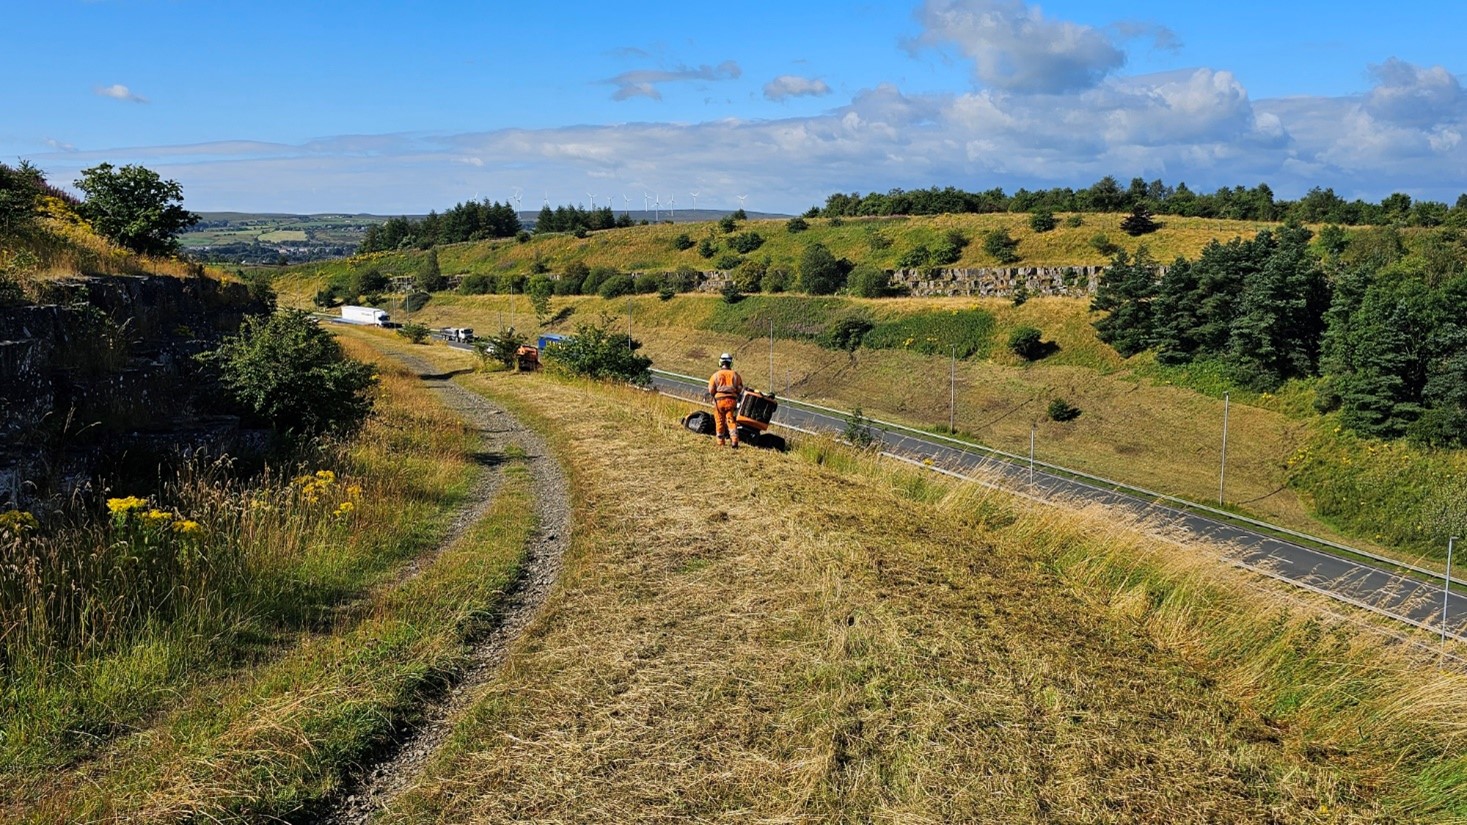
[
  {"left": 366, "top": 342, "right": 1467, "bottom": 822},
  {"left": 1, "top": 339, "right": 535, "bottom": 822}
]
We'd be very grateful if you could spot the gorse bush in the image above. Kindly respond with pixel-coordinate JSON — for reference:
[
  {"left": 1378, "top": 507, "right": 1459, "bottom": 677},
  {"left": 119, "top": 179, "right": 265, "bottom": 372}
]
[
  {"left": 200, "top": 309, "right": 377, "bottom": 438},
  {"left": 397, "top": 322, "right": 431, "bottom": 344},
  {"left": 1009, "top": 325, "right": 1045, "bottom": 360},
  {"left": 1048, "top": 398, "right": 1082, "bottom": 421}
]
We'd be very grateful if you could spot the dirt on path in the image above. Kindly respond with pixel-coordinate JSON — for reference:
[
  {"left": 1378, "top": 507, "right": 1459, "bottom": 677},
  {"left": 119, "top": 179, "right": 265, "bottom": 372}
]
[{"left": 323, "top": 351, "right": 571, "bottom": 824}]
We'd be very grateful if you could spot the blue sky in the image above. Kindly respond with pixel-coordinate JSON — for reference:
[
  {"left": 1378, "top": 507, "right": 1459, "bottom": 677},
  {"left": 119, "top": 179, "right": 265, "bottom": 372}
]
[{"left": 6, "top": 0, "right": 1467, "bottom": 214}]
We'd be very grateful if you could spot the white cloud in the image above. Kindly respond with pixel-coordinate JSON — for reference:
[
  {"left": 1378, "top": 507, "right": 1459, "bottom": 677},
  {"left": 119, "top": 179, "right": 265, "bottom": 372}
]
[
  {"left": 95, "top": 84, "right": 147, "bottom": 103},
  {"left": 763, "top": 75, "right": 833, "bottom": 101},
  {"left": 45, "top": 138, "right": 77, "bottom": 152},
  {"left": 604, "top": 61, "right": 741, "bottom": 102},
  {"left": 1363, "top": 57, "right": 1466, "bottom": 128},
  {"left": 909, "top": 0, "right": 1125, "bottom": 93}
]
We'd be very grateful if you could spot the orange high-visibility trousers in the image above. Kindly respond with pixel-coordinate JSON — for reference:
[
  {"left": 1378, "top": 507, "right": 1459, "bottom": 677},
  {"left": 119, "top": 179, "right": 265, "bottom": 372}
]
[{"left": 714, "top": 397, "right": 739, "bottom": 445}]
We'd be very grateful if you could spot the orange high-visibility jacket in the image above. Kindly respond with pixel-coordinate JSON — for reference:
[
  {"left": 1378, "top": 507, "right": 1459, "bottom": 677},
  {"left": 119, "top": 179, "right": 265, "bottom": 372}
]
[{"left": 708, "top": 368, "right": 744, "bottom": 399}]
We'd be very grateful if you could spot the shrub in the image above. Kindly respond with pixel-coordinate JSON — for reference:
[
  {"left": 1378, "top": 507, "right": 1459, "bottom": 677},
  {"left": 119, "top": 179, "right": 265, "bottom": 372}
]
[
  {"left": 458, "top": 273, "right": 494, "bottom": 295},
  {"left": 658, "top": 285, "right": 676, "bottom": 301},
  {"left": 397, "top": 322, "right": 431, "bottom": 344},
  {"left": 1048, "top": 398, "right": 1082, "bottom": 422},
  {"left": 786, "top": 217, "right": 809, "bottom": 233},
  {"left": 527, "top": 275, "right": 554, "bottom": 319},
  {"left": 828, "top": 216, "right": 844, "bottom": 227},
  {"left": 897, "top": 244, "right": 932, "bottom": 269},
  {"left": 1012, "top": 282, "right": 1030, "bottom": 306},
  {"left": 982, "top": 229, "right": 1020, "bottom": 264},
  {"left": 1090, "top": 233, "right": 1120, "bottom": 256},
  {"left": 867, "top": 232, "right": 893, "bottom": 251},
  {"left": 843, "top": 407, "right": 876, "bottom": 448},
  {"left": 479, "top": 327, "right": 526, "bottom": 370},
  {"left": 198, "top": 309, "right": 376, "bottom": 438},
  {"left": 761, "top": 267, "right": 791, "bottom": 293},
  {"left": 721, "top": 280, "right": 744, "bottom": 304},
  {"left": 666, "top": 266, "right": 701, "bottom": 292},
  {"left": 1029, "top": 210, "right": 1057, "bottom": 233},
  {"left": 714, "top": 253, "right": 742, "bottom": 271},
  {"left": 799, "top": 243, "right": 844, "bottom": 295},
  {"left": 848, "top": 264, "right": 892, "bottom": 298},
  {"left": 530, "top": 256, "right": 550, "bottom": 274},
  {"left": 1120, "top": 204, "right": 1159, "bottom": 236},
  {"left": 633, "top": 272, "right": 662, "bottom": 294},
  {"left": 672, "top": 232, "right": 695, "bottom": 250},
  {"left": 544, "top": 318, "right": 652, "bottom": 384},
  {"left": 496, "top": 272, "right": 528, "bottom": 294},
  {"left": 719, "top": 214, "right": 738, "bottom": 234},
  {"left": 515, "top": 230, "right": 531, "bottom": 243},
  {"left": 821, "top": 315, "right": 874, "bottom": 351},
  {"left": 1008, "top": 326, "right": 1045, "bottom": 360},
  {"left": 1064, "top": 214, "right": 1085, "bottom": 228},
  {"left": 403, "top": 291, "right": 431, "bottom": 312},
  {"left": 697, "top": 237, "right": 717, "bottom": 258},
  {"left": 729, "top": 231, "right": 765, "bottom": 254},
  {"left": 597, "top": 274, "right": 635, "bottom": 299}
]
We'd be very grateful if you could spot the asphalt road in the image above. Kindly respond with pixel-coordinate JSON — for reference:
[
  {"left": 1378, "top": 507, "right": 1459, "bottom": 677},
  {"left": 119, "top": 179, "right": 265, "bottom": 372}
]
[{"left": 651, "top": 370, "right": 1467, "bottom": 643}]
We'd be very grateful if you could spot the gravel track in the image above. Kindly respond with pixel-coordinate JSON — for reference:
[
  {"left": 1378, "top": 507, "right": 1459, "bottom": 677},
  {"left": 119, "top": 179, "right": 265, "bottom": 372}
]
[{"left": 323, "top": 356, "right": 570, "bottom": 824}]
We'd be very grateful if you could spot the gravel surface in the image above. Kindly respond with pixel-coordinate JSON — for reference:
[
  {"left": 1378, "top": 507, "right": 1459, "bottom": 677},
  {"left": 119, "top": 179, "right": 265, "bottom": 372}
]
[{"left": 323, "top": 356, "right": 570, "bottom": 824}]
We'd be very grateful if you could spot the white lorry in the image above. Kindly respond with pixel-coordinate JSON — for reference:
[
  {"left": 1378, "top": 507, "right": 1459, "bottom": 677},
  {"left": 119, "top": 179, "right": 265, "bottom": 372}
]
[{"left": 341, "top": 305, "right": 390, "bottom": 326}]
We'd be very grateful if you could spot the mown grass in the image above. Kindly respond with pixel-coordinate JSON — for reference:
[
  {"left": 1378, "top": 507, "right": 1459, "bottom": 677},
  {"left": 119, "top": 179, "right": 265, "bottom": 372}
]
[
  {"left": 368, "top": 346, "right": 1467, "bottom": 823},
  {"left": 0, "top": 337, "right": 535, "bottom": 822}
]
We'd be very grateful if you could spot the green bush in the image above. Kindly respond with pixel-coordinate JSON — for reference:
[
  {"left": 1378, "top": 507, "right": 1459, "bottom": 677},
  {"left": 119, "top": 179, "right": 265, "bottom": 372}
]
[
  {"left": 397, "top": 322, "right": 431, "bottom": 344},
  {"left": 1008, "top": 326, "right": 1045, "bottom": 360},
  {"left": 714, "top": 253, "right": 742, "bottom": 271},
  {"left": 458, "top": 273, "right": 494, "bottom": 295},
  {"left": 1047, "top": 398, "right": 1082, "bottom": 422},
  {"left": 761, "top": 267, "right": 791, "bottom": 293},
  {"left": 479, "top": 327, "right": 526, "bottom": 370},
  {"left": 633, "top": 272, "right": 662, "bottom": 294},
  {"left": 799, "top": 243, "right": 844, "bottom": 294},
  {"left": 597, "top": 274, "right": 635, "bottom": 299},
  {"left": 786, "top": 217, "right": 809, "bottom": 234},
  {"left": 983, "top": 229, "right": 1020, "bottom": 264},
  {"left": 1029, "top": 210, "right": 1057, "bottom": 233},
  {"left": 896, "top": 245, "right": 932, "bottom": 269},
  {"left": 848, "top": 264, "right": 892, "bottom": 298},
  {"left": 729, "top": 231, "right": 765, "bottom": 254},
  {"left": 672, "top": 233, "right": 695, "bottom": 250},
  {"left": 697, "top": 237, "right": 717, "bottom": 259},
  {"left": 820, "top": 315, "right": 874, "bottom": 351},
  {"left": 198, "top": 309, "right": 376, "bottom": 438},
  {"left": 544, "top": 318, "right": 652, "bottom": 384},
  {"left": 1064, "top": 214, "right": 1085, "bottom": 228},
  {"left": 1089, "top": 233, "right": 1120, "bottom": 255},
  {"left": 403, "top": 291, "right": 431, "bottom": 312},
  {"left": 719, "top": 214, "right": 738, "bottom": 233},
  {"left": 721, "top": 280, "right": 744, "bottom": 304}
]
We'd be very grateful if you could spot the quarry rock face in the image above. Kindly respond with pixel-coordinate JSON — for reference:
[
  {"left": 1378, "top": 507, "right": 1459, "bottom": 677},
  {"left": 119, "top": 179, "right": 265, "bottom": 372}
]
[{"left": 0, "top": 274, "right": 268, "bottom": 507}]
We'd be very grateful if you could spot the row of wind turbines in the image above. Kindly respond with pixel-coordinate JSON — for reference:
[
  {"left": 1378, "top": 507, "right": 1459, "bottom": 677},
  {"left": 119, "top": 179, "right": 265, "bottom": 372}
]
[{"left": 507, "top": 187, "right": 747, "bottom": 221}]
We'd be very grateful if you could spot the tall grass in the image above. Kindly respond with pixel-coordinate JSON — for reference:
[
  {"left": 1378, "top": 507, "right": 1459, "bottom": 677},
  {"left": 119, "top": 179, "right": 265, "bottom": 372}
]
[{"left": 0, "top": 350, "right": 477, "bottom": 769}]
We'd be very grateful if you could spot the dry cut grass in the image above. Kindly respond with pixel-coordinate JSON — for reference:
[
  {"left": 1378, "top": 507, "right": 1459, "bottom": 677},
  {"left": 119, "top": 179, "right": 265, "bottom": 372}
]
[{"left": 373, "top": 351, "right": 1467, "bottom": 823}]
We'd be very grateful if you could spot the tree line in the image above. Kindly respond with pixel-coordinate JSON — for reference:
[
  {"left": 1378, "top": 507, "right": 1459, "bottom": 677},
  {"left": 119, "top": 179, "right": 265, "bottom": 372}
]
[
  {"left": 357, "top": 199, "right": 523, "bottom": 253},
  {"left": 1091, "top": 224, "right": 1467, "bottom": 446},
  {"left": 817, "top": 178, "right": 1467, "bottom": 228},
  {"left": 532, "top": 204, "right": 635, "bottom": 234}
]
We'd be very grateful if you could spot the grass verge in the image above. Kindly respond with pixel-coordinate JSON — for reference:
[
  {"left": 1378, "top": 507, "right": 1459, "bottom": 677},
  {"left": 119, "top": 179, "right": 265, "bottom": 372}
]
[
  {"left": 1, "top": 338, "right": 534, "bottom": 822},
  {"left": 369, "top": 347, "right": 1467, "bottom": 823}
]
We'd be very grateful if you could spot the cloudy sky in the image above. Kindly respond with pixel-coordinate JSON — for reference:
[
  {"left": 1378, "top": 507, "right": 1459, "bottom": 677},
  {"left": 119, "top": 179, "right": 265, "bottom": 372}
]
[{"left": 7, "top": 0, "right": 1467, "bottom": 214}]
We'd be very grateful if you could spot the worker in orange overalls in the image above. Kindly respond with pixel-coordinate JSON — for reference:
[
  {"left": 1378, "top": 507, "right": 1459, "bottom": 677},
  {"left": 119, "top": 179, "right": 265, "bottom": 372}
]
[{"left": 707, "top": 352, "right": 745, "bottom": 447}]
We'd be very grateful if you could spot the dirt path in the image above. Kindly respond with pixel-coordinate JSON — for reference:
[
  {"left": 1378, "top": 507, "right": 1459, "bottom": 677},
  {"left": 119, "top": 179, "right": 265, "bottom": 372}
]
[{"left": 323, "top": 353, "right": 570, "bottom": 824}]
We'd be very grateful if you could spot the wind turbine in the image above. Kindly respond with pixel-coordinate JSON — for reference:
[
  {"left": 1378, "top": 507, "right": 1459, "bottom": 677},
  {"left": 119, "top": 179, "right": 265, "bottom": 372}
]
[
  {"left": 511, "top": 188, "right": 523, "bottom": 214},
  {"left": 623, "top": 194, "right": 630, "bottom": 216},
  {"left": 587, "top": 192, "right": 596, "bottom": 210},
  {"left": 668, "top": 195, "right": 676, "bottom": 220},
  {"left": 737, "top": 194, "right": 748, "bottom": 212},
  {"left": 690, "top": 190, "right": 699, "bottom": 212},
  {"left": 643, "top": 192, "right": 650, "bottom": 215},
  {"left": 543, "top": 191, "right": 550, "bottom": 208},
  {"left": 653, "top": 193, "right": 661, "bottom": 223}
]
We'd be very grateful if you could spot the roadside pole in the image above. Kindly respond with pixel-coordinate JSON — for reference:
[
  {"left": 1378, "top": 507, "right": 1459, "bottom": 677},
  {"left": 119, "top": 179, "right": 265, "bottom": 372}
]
[
  {"left": 1443, "top": 536, "right": 1459, "bottom": 663},
  {"left": 1029, "top": 421, "right": 1036, "bottom": 488},
  {"left": 1218, "top": 392, "right": 1230, "bottom": 506},
  {"left": 949, "top": 345, "right": 956, "bottom": 434},
  {"left": 769, "top": 320, "right": 774, "bottom": 394}
]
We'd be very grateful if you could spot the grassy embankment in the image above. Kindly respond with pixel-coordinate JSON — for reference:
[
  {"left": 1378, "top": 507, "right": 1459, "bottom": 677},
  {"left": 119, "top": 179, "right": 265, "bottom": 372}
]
[
  {"left": 1, "top": 338, "right": 534, "bottom": 822},
  {"left": 294, "top": 212, "right": 1279, "bottom": 282},
  {"left": 348, "top": 341, "right": 1467, "bottom": 823},
  {"left": 2, "top": 196, "right": 216, "bottom": 284}
]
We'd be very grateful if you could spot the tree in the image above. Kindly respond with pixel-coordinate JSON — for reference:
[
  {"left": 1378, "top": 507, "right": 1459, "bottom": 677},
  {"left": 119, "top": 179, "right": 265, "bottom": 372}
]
[
  {"left": 1091, "top": 247, "right": 1161, "bottom": 357},
  {"left": 1226, "top": 226, "right": 1329, "bottom": 389},
  {"left": 0, "top": 160, "right": 46, "bottom": 234},
  {"left": 198, "top": 310, "right": 376, "bottom": 439},
  {"left": 414, "top": 248, "right": 446, "bottom": 292},
  {"left": 74, "top": 163, "right": 199, "bottom": 255},
  {"left": 1029, "top": 209, "right": 1057, "bottom": 233},
  {"left": 848, "top": 264, "right": 892, "bottom": 298},
  {"left": 1009, "top": 326, "right": 1046, "bottom": 360},
  {"left": 545, "top": 317, "right": 652, "bottom": 384},
  {"left": 798, "top": 243, "right": 843, "bottom": 294},
  {"left": 527, "top": 274, "right": 553, "bottom": 321},
  {"left": 1120, "top": 203, "right": 1159, "bottom": 236}
]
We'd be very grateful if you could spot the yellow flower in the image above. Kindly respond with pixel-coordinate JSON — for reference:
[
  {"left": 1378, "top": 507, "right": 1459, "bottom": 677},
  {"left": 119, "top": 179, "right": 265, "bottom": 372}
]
[
  {"left": 315, "top": 469, "right": 336, "bottom": 484},
  {"left": 333, "top": 501, "right": 356, "bottom": 517},
  {"left": 0, "top": 509, "right": 39, "bottom": 535},
  {"left": 107, "top": 496, "right": 148, "bottom": 515},
  {"left": 172, "top": 519, "right": 202, "bottom": 535},
  {"left": 346, "top": 484, "right": 362, "bottom": 498},
  {"left": 141, "top": 508, "right": 174, "bottom": 527}
]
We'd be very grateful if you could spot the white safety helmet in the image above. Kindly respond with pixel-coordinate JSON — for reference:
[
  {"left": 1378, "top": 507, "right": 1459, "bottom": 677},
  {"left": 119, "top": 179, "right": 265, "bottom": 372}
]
[{"left": 719, "top": 352, "right": 733, "bottom": 367}]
